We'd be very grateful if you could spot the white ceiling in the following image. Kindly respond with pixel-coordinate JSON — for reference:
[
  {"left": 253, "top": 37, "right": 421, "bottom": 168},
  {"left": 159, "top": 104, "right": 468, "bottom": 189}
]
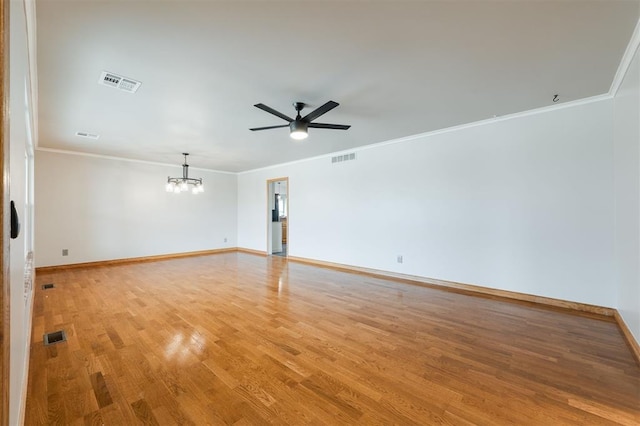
[{"left": 36, "top": 0, "right": 639, "bottom": 172}]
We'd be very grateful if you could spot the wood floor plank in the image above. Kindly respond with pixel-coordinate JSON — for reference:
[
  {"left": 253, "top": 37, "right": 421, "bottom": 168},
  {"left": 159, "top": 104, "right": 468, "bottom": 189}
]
[
  {"left": 131, "top": 399, "right": 160, "bottom": 426},
  {"left": 89, "top": 372, "right": 112, "bottom": 408},
  {"left": 25, "top": 252, "right": 640, "bottom": 425}
]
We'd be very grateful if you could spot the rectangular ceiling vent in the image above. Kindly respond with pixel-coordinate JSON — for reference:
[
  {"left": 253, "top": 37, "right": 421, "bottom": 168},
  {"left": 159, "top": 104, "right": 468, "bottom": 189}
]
[
  {"left": 99, "top": 71, "right": 141, "bottom": 93},
  {"left": 76, "top": 131, "right": 99, "bottom": 139},
  {"left": 331, "top": 153, "right": 356, "bottom": 164}
]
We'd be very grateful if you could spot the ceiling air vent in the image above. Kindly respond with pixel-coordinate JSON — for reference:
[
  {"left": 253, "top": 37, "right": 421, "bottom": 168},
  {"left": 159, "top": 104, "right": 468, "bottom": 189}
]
[
  {"left": 75, "top": 131, "right": 99, "bottom": 139},
  {"left": 98, "top": 71, "right": 141, "bottom": 93},
  {"left": 331, "top": 153, "right": 356, "bottom": 164}
]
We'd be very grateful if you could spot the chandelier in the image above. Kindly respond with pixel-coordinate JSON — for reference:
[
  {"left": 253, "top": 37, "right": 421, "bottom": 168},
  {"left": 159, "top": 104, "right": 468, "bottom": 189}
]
[{"left": 165, "top": 153, "right": 204, "bottom": 194}]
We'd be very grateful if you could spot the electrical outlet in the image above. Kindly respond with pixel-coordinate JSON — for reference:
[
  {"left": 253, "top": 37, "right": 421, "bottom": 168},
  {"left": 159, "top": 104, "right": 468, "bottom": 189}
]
[
  {"left": 397, "top": 255, "right": 403, "bottom": 264},
  {"left": 224, "top": 237, "right": 227, "bottom": 243},
  {"left": 62, "top": 249, "right": 69, "bottom": 256}
]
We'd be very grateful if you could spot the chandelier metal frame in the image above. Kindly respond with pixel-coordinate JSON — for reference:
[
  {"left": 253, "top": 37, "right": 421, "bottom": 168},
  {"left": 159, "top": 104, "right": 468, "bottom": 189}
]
[{"left": 166, "top": 153, "right": 204, "bottom": 194}]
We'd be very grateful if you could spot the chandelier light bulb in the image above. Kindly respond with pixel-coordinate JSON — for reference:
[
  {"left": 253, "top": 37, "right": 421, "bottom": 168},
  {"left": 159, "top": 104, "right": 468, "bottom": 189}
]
[
  {"left": 180, "top": 181, "right": 189, "bottom": 191},
  {"left": 173, "top": 185, "right": 181, "bottom": 194},
  {"left": 166, "top": 182, "right": 174, "bottom": 192}
]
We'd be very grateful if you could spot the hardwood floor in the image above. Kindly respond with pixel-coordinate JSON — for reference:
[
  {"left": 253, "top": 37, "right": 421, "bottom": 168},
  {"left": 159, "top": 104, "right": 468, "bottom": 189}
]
[{"left": 25, "top": 253, "right": 640, "bottom": 425}]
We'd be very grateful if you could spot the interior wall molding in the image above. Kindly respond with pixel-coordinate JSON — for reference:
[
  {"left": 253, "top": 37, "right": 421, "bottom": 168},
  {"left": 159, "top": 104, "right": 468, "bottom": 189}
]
[
  {"left": 286, "top": 255, "right": 640, "bottom": 365},
  {"left": 34, "top": 248, "right": 639, "bottom": 365},
  {"left": 40, "top": 248, "right": 617, "bottom": 317},
  {"left": 19, "top": 252, "right": 34, "bottom": 426},
  {"left": 38, "top": 86, "right": 623, "bottom": 179},
  {"left": 35, "top": 248, "right": 270, "bottom": 273},
  {"left": 38, "top": 87, "right": 614, "bottom": 179},
  {"left": 236, "top": 247, "right": 267, "bottom": 257},
  {"left": 239, "top": 93, "right": 612, "bottom": 175},
  {"left": 34, "top": 248, "right": 236, "bottom": 273},
  {"left": 614, "top": 310, "right": 640, "bottom": 366},
  {"left": 34, "top": 147, "right": 235, "bottom": 175},
  {"left": 33, "top": 19, "right": 640, "bottom": 178},
  {"left": 0, "top": 0, "right": 9, "bottom": 422},
  {"left": 286, "top": 255, "right": 616, "bottom": 316},
  {"left": 240, "top": 16, "right": 640, "bottom": 176},
  {"left": 610, "top": 17, "right": 640, "bottom": 96}
]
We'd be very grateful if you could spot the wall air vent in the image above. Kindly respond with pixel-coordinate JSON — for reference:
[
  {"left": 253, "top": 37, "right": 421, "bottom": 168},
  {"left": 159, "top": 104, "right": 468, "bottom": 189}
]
[
  {"left": 76, "top": 131, "right": 99, "bottom": 139},
  {"left": 331, "top": 153, "right": 356, "bottom": 164},
  {"left": 98, "top": 71, "right": 141, "bottom": 93}
]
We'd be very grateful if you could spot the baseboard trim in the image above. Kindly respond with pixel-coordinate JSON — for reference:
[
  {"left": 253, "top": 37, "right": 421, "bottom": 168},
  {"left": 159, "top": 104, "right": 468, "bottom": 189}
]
[
  {"left": 613, "top": 310, "right": 640, "bottom": 366},
  {"left": 20, "top": 252, "right": 35, "bottom": 426},
  {"left": 34, "top": 249, "right": 639, "bottom": 363},
  {"left": 287, "top": 255, "right": 640, "bottom": 360},
  {"left": 287, "top": 255, "right": 616, "bottom": 317},
  {"left": 237, "top": 247, "right": 267, "bottom": 256},
  {"left": 35, "top": 248, "right": 236, "bottom": 273}
]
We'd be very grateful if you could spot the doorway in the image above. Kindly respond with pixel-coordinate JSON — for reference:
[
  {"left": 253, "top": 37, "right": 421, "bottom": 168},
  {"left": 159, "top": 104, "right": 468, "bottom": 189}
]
[{"left": 267, "top": 177, "right": 288, "bottom": 257}]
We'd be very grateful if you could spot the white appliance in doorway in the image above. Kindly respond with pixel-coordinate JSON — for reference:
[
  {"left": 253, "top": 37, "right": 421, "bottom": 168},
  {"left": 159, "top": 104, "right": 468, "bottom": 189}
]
[{"left": 267, "top": 178, "right": 288, "bottom": 256}]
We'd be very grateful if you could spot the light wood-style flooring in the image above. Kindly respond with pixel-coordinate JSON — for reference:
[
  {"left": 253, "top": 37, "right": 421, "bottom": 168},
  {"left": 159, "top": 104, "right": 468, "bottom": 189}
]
[{"left": 26, "top": 253, "right": 640, "bottom": 425}]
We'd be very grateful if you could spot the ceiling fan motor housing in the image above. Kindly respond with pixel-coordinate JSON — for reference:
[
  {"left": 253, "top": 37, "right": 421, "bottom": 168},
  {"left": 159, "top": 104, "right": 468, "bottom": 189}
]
[{"left": 290, "top": 120, "right": 308, "bottom": 132}]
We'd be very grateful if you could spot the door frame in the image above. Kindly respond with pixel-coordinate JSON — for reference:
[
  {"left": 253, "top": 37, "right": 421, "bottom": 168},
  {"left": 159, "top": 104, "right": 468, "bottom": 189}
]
[
  {"left": 1, "top": 0, "right": 11, "bottom": 423},
  {"left": 266, "top": 177, "right": 289, "bottom": 256}
]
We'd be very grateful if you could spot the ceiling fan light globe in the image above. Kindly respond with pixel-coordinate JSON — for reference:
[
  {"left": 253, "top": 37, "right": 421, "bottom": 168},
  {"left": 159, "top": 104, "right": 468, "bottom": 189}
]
[{"left": 290, "top": 130, "right": 308, "bottom": 140}]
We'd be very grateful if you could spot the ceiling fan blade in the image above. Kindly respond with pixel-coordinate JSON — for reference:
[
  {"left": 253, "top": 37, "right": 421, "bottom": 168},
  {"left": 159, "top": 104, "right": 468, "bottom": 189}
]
[
  {"left": 254, "top": 103, "right": 293, "bottom": 122},
  {"left": 302, "top": 100, "right": 339, "bottom": 122},
  {"left": 249, "top": 124, "right": 290, "bottom": 131},
  {"left": 308, "top": 123, "right": 351, "bottom": 130}
]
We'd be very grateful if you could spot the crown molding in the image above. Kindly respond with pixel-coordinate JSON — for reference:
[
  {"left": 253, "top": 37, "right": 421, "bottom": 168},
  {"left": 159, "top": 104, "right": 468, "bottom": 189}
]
[
  {"left": 238, "top": 18, "right": 640, "bottom": 176},
  {"left": 239, "top": 93, "right": 612, "bottom": 175},
  {"left": 34, "top": 147, "right": 235, "bottom": 174},
  {"left": 38, "top": 16, "right": 640, "bottom": 177},
  {"left": 610, "top": 17, "right": 640, "bottom": 97},
  {"left": 40, "top": 89, "right": 616, "bottom": 178}
]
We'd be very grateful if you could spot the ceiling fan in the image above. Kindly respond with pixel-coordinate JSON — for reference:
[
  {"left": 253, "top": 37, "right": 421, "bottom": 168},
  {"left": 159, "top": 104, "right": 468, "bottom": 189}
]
[{"left": 250, "top": 100, "right": 351, "bottom": 140}]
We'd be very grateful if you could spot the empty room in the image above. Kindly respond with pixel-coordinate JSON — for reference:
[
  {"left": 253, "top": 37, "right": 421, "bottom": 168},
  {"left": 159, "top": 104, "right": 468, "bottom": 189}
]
[{"left": 1, "top": 0, "right": 639, "bottom": 425}]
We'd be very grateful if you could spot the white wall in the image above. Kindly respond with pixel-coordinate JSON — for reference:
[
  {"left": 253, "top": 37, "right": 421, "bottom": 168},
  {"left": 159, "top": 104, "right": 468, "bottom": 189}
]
[
  {"left": 9, "top": 0, "right": 37, "bottom": 424},
  {"left": 35, "top": 151, "right": 237, "bottom": 267},
  {"left": 614, "top": 45, "right": 640, "bottom": 342},
  {"left": 239, "top": 100, "right": 615, "bottom": 307}
]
